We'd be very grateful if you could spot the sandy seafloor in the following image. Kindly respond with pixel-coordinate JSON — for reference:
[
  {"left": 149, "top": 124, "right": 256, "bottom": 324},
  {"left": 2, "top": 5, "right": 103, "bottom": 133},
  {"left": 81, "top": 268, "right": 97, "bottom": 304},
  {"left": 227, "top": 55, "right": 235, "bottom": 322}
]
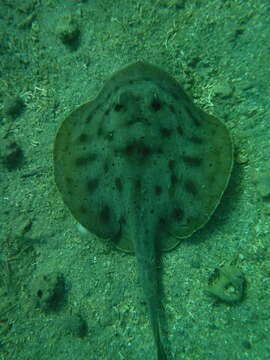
[{"left": 0, "top": 1, "right": 270, "bottom": 359}]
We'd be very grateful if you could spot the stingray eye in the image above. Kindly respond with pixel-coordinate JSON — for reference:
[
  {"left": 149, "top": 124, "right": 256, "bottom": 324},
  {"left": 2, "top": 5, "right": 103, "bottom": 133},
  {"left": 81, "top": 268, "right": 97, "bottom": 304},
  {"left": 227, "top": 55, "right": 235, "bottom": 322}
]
[
  {"left": 172, "top": 207, "right": 184, "bottom": 220},
  {"left": 141, "top": 145, "right": 151, "bottom": 157},
  {"left": 114, "top": 103, "right": 125, "bottom": 112},
  {"left": 150, "top": 96, "right": 162, "bottom": 111}
]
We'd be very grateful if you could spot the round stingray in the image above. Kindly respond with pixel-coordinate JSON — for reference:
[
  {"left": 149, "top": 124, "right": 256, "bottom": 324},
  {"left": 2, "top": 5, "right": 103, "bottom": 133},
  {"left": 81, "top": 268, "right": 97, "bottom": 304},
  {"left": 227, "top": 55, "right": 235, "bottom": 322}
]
[{"left": 54, "top": 62, "right": 233, "bottom": 253}]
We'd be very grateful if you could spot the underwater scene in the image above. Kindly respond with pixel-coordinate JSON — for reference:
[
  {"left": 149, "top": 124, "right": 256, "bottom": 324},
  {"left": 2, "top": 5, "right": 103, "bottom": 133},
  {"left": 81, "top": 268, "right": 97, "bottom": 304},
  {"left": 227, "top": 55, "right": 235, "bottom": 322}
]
[{"left": 0, "top": 1, "right": 269, "bottom": 360}]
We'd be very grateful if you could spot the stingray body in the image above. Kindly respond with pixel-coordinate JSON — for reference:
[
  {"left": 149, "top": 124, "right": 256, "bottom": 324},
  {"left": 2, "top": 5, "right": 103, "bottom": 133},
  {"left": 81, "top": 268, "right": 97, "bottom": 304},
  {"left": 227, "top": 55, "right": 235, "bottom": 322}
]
[{"left": 53, "top": 62, "right": 233, "bottom": 359}]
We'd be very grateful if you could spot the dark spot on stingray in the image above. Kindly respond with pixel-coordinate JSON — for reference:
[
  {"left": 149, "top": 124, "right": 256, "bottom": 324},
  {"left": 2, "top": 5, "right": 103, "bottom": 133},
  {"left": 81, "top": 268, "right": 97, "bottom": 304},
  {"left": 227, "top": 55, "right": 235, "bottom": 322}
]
[
  {"left": 172, "top": 207, "right": 184, "bottom": 221},
  {"left": 184, "top": 179, "right": 198, "bottom": 196},
  {"left": 168, "top": 159, "right": 176, "bottom": 170},
  {"left": 189, "top": 136, "right": 203, "bottom": 144},
  {"left": 129, "top": 79, "right": 134, "bottom": 85},
  {"left": 150, "top": 97, "right": 162, "bottom": 111},
  {"left": 157, "top": 147, "right": 163, "bottom": 154},
  {"left": 215, "top": 149, "right": 220, "bottom": 158},
  {"left": 159, "top": 217, "right": 165, "bottom": 224},
  {"left": 185, "top": 105, "right": 201, "bottom": 127},
  {"left": 87, "top": 178, "right": 99, "bottom": 193},
  {"left": 105, "top": 108, "right": 110, "bottom": 116},
  {"left": 169, "top": 104, "right": 176, "bottom": 114},
  {"left": 86, "top": 114, "right": 92, "bottom": 123},
  {"left": 65, "top": 176, "right": 72, "bottom": 185},
  {"left": 127, "top": 116, "right": 143, "bottom": 126},
  {"left": 160, "top": 127, "right": 172, "bottom": 137},
  {"left": 158, "top": 216, "right": 168, "bottom": 230},
  {"left": 89, "top": 153, "right": 98, "bottom": 161},
  {"left": 172, "top": 91, "right": 180, "bottom": 101},
  {"left": 114, "top": 103, "right": 125, "bottom": 112},
  {"left": 171, "top": 174, "right": 178, "bottom": 185},
  {"left": 134, "top": 179, "right": 141, "bottom": 191},
  {"left": 119, "top": 215, "right": 126, "bottom": 225},
  {"left": 95, "top": 104, "right": 101, "bottom": 112},
  {"left": 74, "top": 153, "right": 97, "bottom": 166},
  {"left": 100, "top": 205, "right": 110, "bottom": 223},
  {"left": 104, "top": 93, "right": 111, "bottom": 104},
  {"left": 78, "top": 133, "right": 88, "bottom": 143},
  {"left": 80, "top": 205, "right": 87, "bottom": 214},
  {"left": 115, "top": 177, "right": 122, "bottom": 192},
  {"left": 141, "top": 145, "right": 151, "bottom": 157},
  {"left": 177, "top": 125, "right": 184, "bottom": 136},
  {"left": 208, "top": 174, "right": 215, "bottom": 185},
  {"left": 105, "top": 131, "right": 114, "bottom": 141},
  {"left": 155, "top": 185, "right": 162, "bottom": 196},
  {"left": 124, "top": 142, "right": 151, "bottom": 159},
  {"left": 97, "top": 126, "right": 103, "bottom": 136},
  {"left": 183, "top": 156, "right": 202, "bottom": 167},
  {"left": 124, "top": 143, "right": 134, "bottom": 155},
  {"left": 134, "top": 95, "right": 141, "bottom": 103},
  {"left": 104, "top": 162, "right": 109, "bottom": 173}
]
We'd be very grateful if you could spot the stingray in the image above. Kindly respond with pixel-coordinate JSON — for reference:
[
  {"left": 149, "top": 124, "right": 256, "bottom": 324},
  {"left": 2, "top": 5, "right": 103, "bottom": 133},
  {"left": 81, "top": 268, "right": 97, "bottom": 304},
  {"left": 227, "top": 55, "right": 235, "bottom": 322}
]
[{"left": 53, "top": 62, "right": 233, "bottom": 359}]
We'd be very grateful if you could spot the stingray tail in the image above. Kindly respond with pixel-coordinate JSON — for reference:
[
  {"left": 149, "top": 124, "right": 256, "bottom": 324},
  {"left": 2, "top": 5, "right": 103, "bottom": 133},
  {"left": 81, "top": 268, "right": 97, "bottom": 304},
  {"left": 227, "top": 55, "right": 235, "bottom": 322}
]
[
  {"left": 149, "top": 297, "right": 167, "bottom": 360},
  {"left": 135, "top": 246, "right": 167, "bottom": 360},
  {"left": 131, "top": 204, "right": 167, "bottom": 360}
]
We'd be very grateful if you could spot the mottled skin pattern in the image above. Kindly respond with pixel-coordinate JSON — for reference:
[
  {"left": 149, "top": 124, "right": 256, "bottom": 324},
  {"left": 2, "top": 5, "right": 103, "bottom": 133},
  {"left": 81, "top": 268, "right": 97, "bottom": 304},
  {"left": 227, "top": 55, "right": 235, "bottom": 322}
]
[{"left": 54, "top": 62, "right": 233, "bottom": 359}]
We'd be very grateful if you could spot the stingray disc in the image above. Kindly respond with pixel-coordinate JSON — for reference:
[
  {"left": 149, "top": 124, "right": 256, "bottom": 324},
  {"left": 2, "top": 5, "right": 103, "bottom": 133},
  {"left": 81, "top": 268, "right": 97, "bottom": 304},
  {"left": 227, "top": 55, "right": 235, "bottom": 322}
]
[{"left": 54, "top": 62, "right": 233, "bottom": 252}]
